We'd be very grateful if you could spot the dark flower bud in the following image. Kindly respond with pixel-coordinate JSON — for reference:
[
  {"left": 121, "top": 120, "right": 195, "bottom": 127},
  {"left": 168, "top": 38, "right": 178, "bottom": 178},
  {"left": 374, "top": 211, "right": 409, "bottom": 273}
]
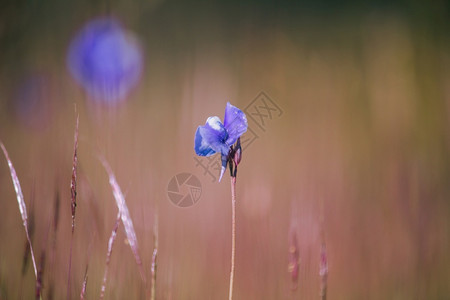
[{"left": 233, "top": 138, "right": 242, "bottom": 166}]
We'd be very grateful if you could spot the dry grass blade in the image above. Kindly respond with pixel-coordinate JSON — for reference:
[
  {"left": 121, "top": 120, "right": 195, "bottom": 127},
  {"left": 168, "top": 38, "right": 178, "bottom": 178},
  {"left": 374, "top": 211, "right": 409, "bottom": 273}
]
[
  {"left": 71, "top": 114, "right": 79, "bottom": 232},
  {"left": 100, "top": 212, "right": 121, "bottom": 300},
  {"left": 67, "top": 114, "right": 79, "bottom": 300},
  {"left": 0, "top": 141, "right": 37, "bottom": 278},
  {"left": 319, "top": 243, "right": 328, "bottom": 300},
  {"left": 22, "top": 192, "right": 35, "bottom": 276},
  {"left": 36, "top": 251, "right": 46, "bottom": 300},
  {"left": 80, "top": 233, "right": 95, "bottom": 300},
  {"left": 288, "top": 229, "right": 300, "bottom": 291},
  {"left": 48, "top": 191, "right": 60, "bottom": 300},
  {"left": 53, "top": 190, "right": 60, "bottom": 248},
  {"left": 150, "top": 212, "right": 158, "bottom": 300},
  {"left": 319, "top": 198, "right": 327, "bottom": 300},
  {"left": 99, "top": 156, "right": 146, "bottom": 282},
  {"left": 80, "top": 265, "right": 88, "bottom": 300}
]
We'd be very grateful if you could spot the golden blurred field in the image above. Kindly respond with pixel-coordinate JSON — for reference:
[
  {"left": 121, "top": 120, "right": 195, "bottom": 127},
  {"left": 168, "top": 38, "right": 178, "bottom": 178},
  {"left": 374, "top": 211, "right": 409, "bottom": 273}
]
[{"left": 0, "top": 1, "right": 449, "bottom": 299}]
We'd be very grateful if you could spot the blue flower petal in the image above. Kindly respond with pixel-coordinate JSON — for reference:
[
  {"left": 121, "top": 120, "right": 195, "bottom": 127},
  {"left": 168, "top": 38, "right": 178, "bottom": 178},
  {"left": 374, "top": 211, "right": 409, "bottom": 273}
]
[
  {"left": 218, "top": 154, "right": 228, "bottom": 182},
  {"left": 194, "top": 128, "right": 216, "bottom": 156},
  {"left": 223, "top": 102, "right": 248, "bottom": 145},
  {"left": 194, "top": 116, "right": 230, "bottom": 156}
]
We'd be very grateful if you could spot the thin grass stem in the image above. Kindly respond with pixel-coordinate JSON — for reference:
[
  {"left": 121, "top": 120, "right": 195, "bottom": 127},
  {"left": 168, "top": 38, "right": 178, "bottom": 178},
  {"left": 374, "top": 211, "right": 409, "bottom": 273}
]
[
  {"left": 150, "top": 211, "right": 158, "bottom": 300},
  {"left": 80, "top": 267, "right": 88, "bottom": 300},
  {"left": 100, "top": 212, "right": 121, "bottom": 300},
  {"left": 0, "top": 142, "right": 38, "bottom": 279},
  {"left": 229, "top": 176, "right": 236, "bottom": 300},
  {"left": 99, "top": 156, "right": 146, "bottom": 282},
  {"left": 67, "top": 114, "right": 79, "bottom": 300}
]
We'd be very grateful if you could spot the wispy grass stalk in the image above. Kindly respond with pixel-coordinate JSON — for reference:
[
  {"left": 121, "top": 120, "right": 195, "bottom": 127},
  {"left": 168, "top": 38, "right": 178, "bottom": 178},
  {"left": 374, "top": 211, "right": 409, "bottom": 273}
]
[
  {"left": 319, "top": 198, "right": 328, "bottom": 300},
  {"left": 36, "top": 251, "right": 46, "bottom": 300},
  {"left": 52, "top": 190, "right": 60, "bottom": 254},
  {"left": 54, "top": 190, "right": 61, "bottom": 230},
  {"left": 67, "top": 114, "right": 79, "bottom": 300},
  {"left": 80, "top": 265, "right": 88, "bottom": 300},
  {"left": 80, "top": 232, "right": 95, "bottom": 300},
  {"left": 99, "top": 156, "right": 146, "bottom": 282},
  {"left": 99, "top": 212, "right": 121, "bottom": 300},
  {"left": 48, "top": 191, "right": 60, "bottom": 300},
  {"left": 21, "top": 187, "right": 35, "bottom": 277},
  {"left": 319, "top": 243, "right": 328, "bottom": 300},
  {"left": 0, "top": 141, "right": 37, "bottom": 279},
  {"left": 70, "top": 114, "right": 79, "bottom": 232},
  {"left": 288, "top": 228, "right": 300, "bottom": 291},
  {"left": 19, "top": 189, "right": 35, "bottom": 299},
  {"left": 150, "top": 212, "right": 158, "bottom": 300}
]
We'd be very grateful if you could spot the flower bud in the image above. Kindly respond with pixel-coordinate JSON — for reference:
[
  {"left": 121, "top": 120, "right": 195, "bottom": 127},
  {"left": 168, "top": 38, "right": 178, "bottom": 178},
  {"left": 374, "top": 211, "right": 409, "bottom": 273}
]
[{"left": 233, "top": 137, "right": 242, "bottom": 166}]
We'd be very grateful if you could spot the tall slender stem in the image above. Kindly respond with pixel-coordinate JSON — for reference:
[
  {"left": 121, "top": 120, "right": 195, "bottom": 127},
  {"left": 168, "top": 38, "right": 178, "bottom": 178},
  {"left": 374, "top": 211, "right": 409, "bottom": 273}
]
[
  {"left": 67, "top": 233, "right": 73, "bottom": 300},
  {"left": 320, "top": 242, "right": 328, "bottom": 300},
  {"left": 100, "top": 212, "right": 121, "bottom": 300},
  {"left": 150, "top": 211, "right": 158, "bottom": 300},
  {"left": 229, "top": 176, "right": 236, "bottom": 300},
  {"left": 67, "top": 114, "right": 79, "bottom": 300},
  {"left": 319, "top": 198, "right": 328, "bottom": 300}
]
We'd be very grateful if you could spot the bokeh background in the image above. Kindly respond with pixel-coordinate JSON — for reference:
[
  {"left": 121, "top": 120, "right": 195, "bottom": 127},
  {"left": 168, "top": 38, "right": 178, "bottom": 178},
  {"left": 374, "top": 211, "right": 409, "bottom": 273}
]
[{"left": 0, "top": 0, "right": 449, "bottom": 299}]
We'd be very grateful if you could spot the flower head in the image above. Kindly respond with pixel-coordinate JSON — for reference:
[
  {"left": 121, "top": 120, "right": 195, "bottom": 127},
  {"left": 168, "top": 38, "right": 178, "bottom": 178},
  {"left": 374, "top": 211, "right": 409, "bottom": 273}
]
[
  {"left": 194, "top": 102, "right": 248, "bottom": 181},
  {"left": 67, "top": 17, "right": 143, "bottom": 105}
]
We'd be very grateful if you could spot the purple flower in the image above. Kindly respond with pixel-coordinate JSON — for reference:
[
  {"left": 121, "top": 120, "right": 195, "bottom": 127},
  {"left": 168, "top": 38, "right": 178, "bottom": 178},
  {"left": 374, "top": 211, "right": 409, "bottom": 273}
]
[
  {"left": 13, "top": 73, "right": 52, "bottom": 130},
  {"left": 67, "top": 17, "right": 143, "bottom": 105},
  {"left": 194, "top": 102, "right": 248, "bottom": 181}
]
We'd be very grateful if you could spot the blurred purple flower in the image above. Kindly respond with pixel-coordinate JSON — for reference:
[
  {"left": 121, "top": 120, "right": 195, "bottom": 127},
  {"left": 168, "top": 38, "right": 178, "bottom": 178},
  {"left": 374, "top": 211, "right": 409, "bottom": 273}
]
[
  {"left": 14, "top": 74, "right": 52, "bottom": 130},
  {"left": 67, "top": 17, "right": 143, "bottom": 105},
  {"left": 194, "top": 102, "right": 248, "bottom": 181}
]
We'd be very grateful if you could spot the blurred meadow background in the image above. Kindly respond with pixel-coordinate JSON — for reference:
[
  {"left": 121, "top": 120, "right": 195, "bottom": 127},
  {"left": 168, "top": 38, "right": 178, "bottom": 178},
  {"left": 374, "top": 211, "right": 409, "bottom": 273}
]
[{"left": 0, "top": 0, "right": 449, "bottom": 299}]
